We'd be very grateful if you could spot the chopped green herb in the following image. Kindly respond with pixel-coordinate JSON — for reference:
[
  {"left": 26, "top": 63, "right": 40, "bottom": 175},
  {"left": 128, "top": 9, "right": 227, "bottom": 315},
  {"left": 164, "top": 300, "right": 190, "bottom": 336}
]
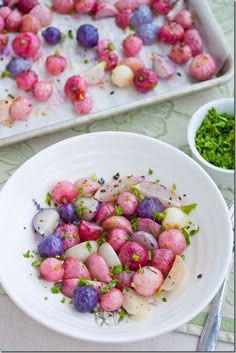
[
  {"left": 189, "top": 226, "right": 200, "bottom": 236},
  {"left": 44, "top": 296, "right": 48, "bottom": 301},
  {"left": 23, "top": 250, "right": 31, "bottom": 258},
  {"left": 181, "top": 254, "right": 186, "bottom": 260},
  {"left": 195, "top": 107, "right": 235, "bottom": 169},
  {"left": 83, "top": 59, "right": 89, "bottom": 64},
  {"left": 45, "top": 192, "right": 52, "bottom": 206},
  {"left": 115, "top": 205, "right": 123, "bottom": 216},
  {"left": 162, "top": 297, "right": 167, "bottom": 302},
  {"left": 100, "top": 279, "right": 119, "bottom": 294},
  {"left": 86, "top": 241, "right": 92, "bottom": 252},
  {"left": 181, "top": 227, "right": 191, "bottom": 246},
  {"left": 68, "top": 30, "right": 74, "bottom": 39},
  {"left": 124, "top": 263, "right": 131, "bottom": 273},
  {"left": 96, "top": 231, "right": 108, "bottom": 245},
  {"left": 78, "top": 278, "right": 92, "bottom": 287},
  {"left": 51, "top": 286, "right": 60, "bottom": 294},
  {"left": 129, "top": 184, "right": 145, "bottom": 200},
  {"left": 155, "top": 179, "right": 160, "bottom": 183},
  {"left": 76, "top": 205, "right": 86, "bottom": 215},
  {"left": 153, "top": 211, "right": 165, "bottom": 222},
  {"left": 171, "top": 183, "right": 177, "bottom": 193},
  {"left": 77, "top": 187, "right": 85, "bottom": 196},
  {"left": 112, "top": 264, "right": 123, "bottom": 275},
  {"left": 31, "top": 260, "right": 43, "bottom": 267},
  {"left": 130, "top": 217, "right": 138, "bottom": 232},
  {"left": 159, "top": 225, "right": 166, "bottom": 232},
  {"left": 181, "top": 203, "right": 197, "bottom": 215},
  {"left": 148, "top": 168, "right": 154, "bottom": 175},
  {"left": 60, "top": 296, "right": 66, "bottom": 303},
  {"left": 118, "top": 308, "right": 128, "bottom": 321}
]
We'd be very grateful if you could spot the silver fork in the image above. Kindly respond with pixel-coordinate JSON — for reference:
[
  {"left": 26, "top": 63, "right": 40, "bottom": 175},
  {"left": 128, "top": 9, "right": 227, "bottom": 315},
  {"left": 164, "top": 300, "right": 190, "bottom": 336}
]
[{"left": 197, "top": 200, "right": 234, "bottom": 351}]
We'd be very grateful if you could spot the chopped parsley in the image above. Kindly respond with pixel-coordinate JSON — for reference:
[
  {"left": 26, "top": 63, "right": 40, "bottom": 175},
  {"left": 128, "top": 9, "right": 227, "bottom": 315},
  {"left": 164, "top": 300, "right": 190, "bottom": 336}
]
[
  {"left": 118, "top": 308, "right": 128, "bottom": 321},
  {"left": 96, "top": 231, "right": 108, "bottom": 245},
  {"left": 148, "top": 168, "right": 154, "bottom": 175},
  {"left": 31, "top": 260, "right": 43, "bottom": 267},
  {"left": 195, "top": 107, "right": 235, "bottom": 169},
  {"left": 129, "top": 185, "right": 145, "bottom": 200},
  {"left": 100, "top": 279, "right": 119, "bottom": 294},
  {"left": 153, "top": 211, "right": 164, "bottom": 222},
  {"left": 78, "top": 278, "right": 93, "bottom": 287},
  {"left": 115, "top": 205, "right": 123, "bottom": 216},
  {"left": 112, "top": 264, "right": 123, "bottom": 275},
  {"left": 181, "top": 203, "right": 197, "bottom": 215},
  {"left": 23, "top": 250, "right": 31, "bottom": 258},
  {"left": 130, "top": 217, "right": 138, "bottom": 232},
  {"left": 162, "top": 297, "right": 167, "bottom": 303},
  {"left": 60, "top": 296, "right": 66, "bottom": 303},
  {"left": 45, "top": 192, "right": 52, "bottom": 206},
  {"left": 44, "top": 296, "right": 48, "bottom": 301},
  {"left": 86, "top": 241, "right": 92, "bottom": 252},
  {"left": 181, "top": 225, "right": 200, "bottom": 246},
  {"left": 51, "top": 285, "right": 60, "bottom": 294}
]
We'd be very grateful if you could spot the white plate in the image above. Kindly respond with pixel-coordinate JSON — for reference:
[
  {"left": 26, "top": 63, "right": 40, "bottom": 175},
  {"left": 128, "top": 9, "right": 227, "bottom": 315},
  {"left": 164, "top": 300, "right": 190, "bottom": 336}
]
[
  {"left": 0, "top": 0, "right": 233, "bottom": 147},
  {"left": 0, "top": 132, "right": 233, "bottom": 343}
]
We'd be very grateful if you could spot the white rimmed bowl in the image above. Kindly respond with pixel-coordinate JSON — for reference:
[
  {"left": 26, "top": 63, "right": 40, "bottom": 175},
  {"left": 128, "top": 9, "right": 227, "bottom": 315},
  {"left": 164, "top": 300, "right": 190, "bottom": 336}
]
[
  {"left": 187, "top": 98, "right": 234, "bottom": 189},
  {"left": 0, "top": 132, "right": 233, "bottom": 343}
]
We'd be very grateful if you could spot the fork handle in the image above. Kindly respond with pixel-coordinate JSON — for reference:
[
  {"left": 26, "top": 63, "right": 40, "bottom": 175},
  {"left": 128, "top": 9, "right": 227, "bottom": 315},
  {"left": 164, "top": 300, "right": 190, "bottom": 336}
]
[{"left": 197, "top": 255, "right": 233, "bottom": 351}]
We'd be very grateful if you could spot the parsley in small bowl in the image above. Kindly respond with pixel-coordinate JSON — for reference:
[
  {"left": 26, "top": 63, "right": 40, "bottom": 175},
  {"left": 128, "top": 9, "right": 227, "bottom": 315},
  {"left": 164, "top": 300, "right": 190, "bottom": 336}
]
[{"left": 187, "top": 98, "right": 234, "bottom": 188}]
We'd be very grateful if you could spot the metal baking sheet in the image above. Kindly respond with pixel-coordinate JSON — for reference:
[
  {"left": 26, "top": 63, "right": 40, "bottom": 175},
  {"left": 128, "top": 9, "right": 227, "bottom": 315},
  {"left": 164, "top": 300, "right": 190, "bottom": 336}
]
[{"left": 0, "top": 0, "right": 233, "bottom": 147}]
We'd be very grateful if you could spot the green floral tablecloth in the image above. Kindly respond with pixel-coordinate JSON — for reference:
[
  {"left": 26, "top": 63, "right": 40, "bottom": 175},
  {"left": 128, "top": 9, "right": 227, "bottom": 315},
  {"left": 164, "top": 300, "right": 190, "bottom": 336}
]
[{"left": 0, "top": 0, "right": 234, "bottom": 344}]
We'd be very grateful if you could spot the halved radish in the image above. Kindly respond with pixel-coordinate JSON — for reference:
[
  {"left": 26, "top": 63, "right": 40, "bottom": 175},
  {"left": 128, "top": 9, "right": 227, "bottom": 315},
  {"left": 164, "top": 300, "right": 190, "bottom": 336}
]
[
  {"left": 81, "top": 61, "right": 106, "bottom": 86},
  {"left": 123, "top": 288, "right": 150, "bottom": 316},
  {"left": 98, "top": 242, "right": 122, "bottom": 270},
  {"left": 94, "top": 175, "right": 144, "bottom": 202},
  {"left": 93, "top": 1, "right": 119, "bottom": 20},
  {"left": 64, "top": 240, "right": 98, "bottom": 262},
  {"left": 160, "top": 255, "right": 186, "bottom": 291},
  {"left": 136, "top": 181, "right": 182, "bottom": 208}
]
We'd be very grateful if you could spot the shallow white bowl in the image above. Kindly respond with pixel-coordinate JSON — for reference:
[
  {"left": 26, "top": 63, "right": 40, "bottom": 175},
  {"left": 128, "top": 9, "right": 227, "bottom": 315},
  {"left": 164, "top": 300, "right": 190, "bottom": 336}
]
[
  {"left": 0, "top": 132, "right": 233, "bottom": 343},
  {"left": 187, "top": 98, "right": 234, "bottom": 189}
]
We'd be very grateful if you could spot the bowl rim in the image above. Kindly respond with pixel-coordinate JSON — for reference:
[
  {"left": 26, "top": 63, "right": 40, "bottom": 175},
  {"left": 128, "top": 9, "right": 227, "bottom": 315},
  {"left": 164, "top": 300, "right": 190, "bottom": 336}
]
[
  {"left": 187, "top": 97, "right": 234, "bottom": 175},
  {"left": 0, "top": 131, "right": 233, "bottom": 343}
]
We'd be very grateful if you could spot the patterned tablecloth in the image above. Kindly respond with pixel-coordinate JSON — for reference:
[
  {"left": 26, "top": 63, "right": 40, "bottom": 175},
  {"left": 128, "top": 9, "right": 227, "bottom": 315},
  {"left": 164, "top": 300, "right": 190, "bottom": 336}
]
[{"left": 0, "top": 0, "right": 234, "bottom": 345}]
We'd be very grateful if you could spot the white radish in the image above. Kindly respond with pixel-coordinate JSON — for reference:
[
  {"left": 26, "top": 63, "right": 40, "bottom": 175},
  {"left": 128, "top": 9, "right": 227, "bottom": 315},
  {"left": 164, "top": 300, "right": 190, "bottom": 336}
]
[
  {"left": 123, "top": 288, "right": 150, "bottom": 316},
  {"left": 81, "top": 61, "right": 106, "bottom": 86},
  {"left": 64, "top": 241, "right": 98, "bottom": 262},
  {"left": 160, "top": 255, "right": 186, "bottom": 291},
  {"left": 136, "top": 181, "right": 182, "bottom": 208},
  {"left": 33, "top": 208, "right": 60, "bottom": 236},
  {"left": 94, "top": 175, "right": 144, "bottom": 202},
  {"left": 111, "top": 65, "right": 134, "bottom": 88},
  {"left": 98, "top": 242, "right": 122, "bottom": 270},
  {"left": 162, "top": 207, "right": 189, "bottom": 229}
]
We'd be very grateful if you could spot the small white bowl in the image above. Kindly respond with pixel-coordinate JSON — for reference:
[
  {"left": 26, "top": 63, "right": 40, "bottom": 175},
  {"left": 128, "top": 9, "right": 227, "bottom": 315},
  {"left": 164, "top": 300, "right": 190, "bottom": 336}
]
[{"left": 187, "top": 98, "right": 234, "bottom": 189}]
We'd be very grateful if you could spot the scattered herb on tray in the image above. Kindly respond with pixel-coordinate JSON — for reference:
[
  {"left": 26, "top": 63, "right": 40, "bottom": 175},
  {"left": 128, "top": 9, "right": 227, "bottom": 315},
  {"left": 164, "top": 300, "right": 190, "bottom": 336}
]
[{"left": 195, "top": 107, "right": 235, "bottom": 169}]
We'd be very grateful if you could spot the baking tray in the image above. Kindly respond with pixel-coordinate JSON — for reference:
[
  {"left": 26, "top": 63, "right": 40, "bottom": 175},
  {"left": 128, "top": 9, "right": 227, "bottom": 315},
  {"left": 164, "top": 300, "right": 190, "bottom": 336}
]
[{"left": 0, "top": 0, "right": 233, "bottom": 147}]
